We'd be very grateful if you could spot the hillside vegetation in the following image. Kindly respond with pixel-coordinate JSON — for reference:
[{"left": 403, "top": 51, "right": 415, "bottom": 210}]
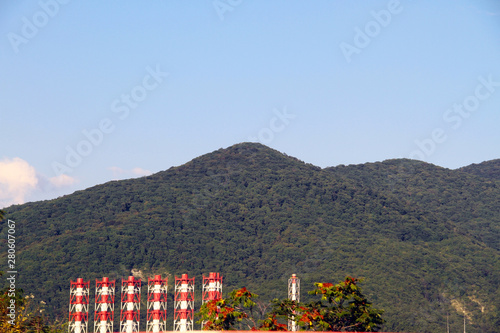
[{"left": 1, "top": 143, "right": 499, "bottom": 332}]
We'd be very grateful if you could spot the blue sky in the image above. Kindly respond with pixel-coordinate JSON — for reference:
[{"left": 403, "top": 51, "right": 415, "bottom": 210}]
[{"left": 1, "top": 0, "right": 499, "bottom": 208}]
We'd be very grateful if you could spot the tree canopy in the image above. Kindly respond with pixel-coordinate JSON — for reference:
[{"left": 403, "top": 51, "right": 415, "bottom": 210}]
[{"left": 197, "top": 277, "right": 384, "bottom": 332}]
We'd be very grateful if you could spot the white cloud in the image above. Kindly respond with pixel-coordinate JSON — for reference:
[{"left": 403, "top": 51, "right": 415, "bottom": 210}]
[
  {"left": 0, "top": 159, "right": 151, "bottom": 209},
  {"left": 49, "top": 174, "right": 78, "bottom": 187},
  {"left": 0, "top": 157, "right": 38, "bottom": 208},
  {"left": 0, "top": 157, "right": 77, "bottom": 208},
  {"left": 131, "top": 167, "right": 152, "bottom": 177},
  {"left": 109, "top": 166, "right": 153, "bottom": 179},
  {"left": 108, "top": 166, "right": 123, "bottom": 176}
]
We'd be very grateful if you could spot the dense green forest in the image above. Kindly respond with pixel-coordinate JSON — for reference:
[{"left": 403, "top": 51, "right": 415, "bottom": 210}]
[
  {"left": 458, "top": 159, "right": 500, "bottom": 181},
  {"left": 1, "top": 143, "right": 499, "bottom": 332}
]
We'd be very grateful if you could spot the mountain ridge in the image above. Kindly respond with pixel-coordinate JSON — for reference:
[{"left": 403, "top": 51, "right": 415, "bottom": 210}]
[
  {"left": 458, "top": 158, "right": 500, "bottom": 181},
  {"left": 11, "top": 142, "right": 497, "bottom": 209},
  {"left": 1, "top": 142, "right": 499, "bottom": 332}
]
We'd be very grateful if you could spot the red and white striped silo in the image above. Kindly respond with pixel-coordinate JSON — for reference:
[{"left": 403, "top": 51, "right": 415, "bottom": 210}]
[
  {"left": 202, "top": 272, "right": 223, "bottom": 303},
  {"left": 146, "top": 275, "right": 168, "bottom": 333},
  {"left": 173, "top": 274, "right": 195, "bottom": 331},
  {"left": 120, "top": 276, "right": 141, "bottom": 333},
  {"left": 68, "top": 278, "right": 90, "bottom": 333},
  {"left": 94, "top": 277, "right": 115, "bottom": 333}
]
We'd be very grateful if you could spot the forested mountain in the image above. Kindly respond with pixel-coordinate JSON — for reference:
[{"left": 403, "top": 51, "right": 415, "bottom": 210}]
[
  {"left": 1, "top": 143, "right": 499, "bottom": 332},
  {"left": 458, "top": 159, "right": 500, "bottom": 181}
]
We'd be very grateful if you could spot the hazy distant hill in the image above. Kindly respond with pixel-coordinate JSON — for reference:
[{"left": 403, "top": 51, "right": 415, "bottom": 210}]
[{"left": 1, "top": 143, "right": 499, "bottom": 332}]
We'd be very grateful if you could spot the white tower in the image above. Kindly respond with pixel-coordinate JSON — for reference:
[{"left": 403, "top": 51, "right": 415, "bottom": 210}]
[{"left": 288, "top": 274, "right": 300, "bottom": 331}]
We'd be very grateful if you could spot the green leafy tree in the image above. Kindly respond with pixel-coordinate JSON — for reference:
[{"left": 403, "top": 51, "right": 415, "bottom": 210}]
[
  {"left": 258, "top": 312, "right": 288, "bottom": 331},
  {"left": 264, "top": 298, "right": 299, "bottom": 330},
  {"left": 295, "top": 277, "right": 384, "bottom": 332},
  {"left": 197, "top": 277, "right": 384, "bottom": 331},
  {"left": 197, "top": 287, "right": 259, "bottom": 330}
]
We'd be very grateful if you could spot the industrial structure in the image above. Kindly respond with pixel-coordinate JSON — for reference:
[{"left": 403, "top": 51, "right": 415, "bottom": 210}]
[
  {"left": 94, "top": 277, "right": 116, "bottom": 333},
  {"left": 200, "top": 272, "right": 223, "bottom": 329},
  {"left": 146, "top": 275, "right": 168, "bottom": 333},
  {"left": 68, "top": 272, "right": 301, "bottom": 332},
  {"left": 173, "top": 274, "right": 195, "bottom": 332},
  {"left": 120, "top": 276, "right": 141, "bottom": 333},
  {"left": 68, "top": 278, "right": 90, "bottom": 333},
  {"left": 202, "top": 272, "right": 223, "bottom": 303},
  {"left": 287, "top": 274, "right": 300, "bottom": 332}
]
